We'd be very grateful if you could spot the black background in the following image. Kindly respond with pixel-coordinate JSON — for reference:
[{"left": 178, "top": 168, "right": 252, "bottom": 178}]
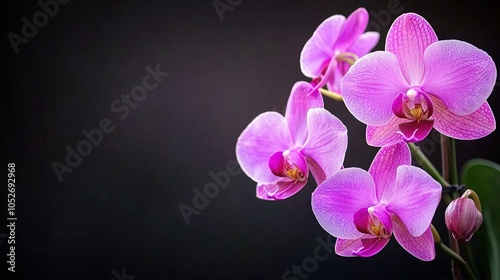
[{"left": 2, "top": 0, "right": 499, "bottom": 279}]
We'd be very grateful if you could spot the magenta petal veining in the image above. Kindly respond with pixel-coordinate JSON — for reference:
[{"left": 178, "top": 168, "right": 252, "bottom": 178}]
[
  {"left": 300, "top": 8, "right": 379, "bottom": 94},
  {"left": 341, "top": 12, "right": 496, "bottom": 146},
  {"left": 312, "top": 142, "right": 441, "bottom": 260},
  {"left": 236, "top": 81, "right": 348, "bottom": 200}
]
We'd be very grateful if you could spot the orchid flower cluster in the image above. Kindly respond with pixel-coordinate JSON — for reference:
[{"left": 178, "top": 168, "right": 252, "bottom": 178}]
[{"left": 236, "top": 8, "right": 497, "bottom": 279}]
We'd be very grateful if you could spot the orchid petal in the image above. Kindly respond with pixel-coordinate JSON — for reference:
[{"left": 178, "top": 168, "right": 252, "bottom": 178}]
[
  {"left": 341, "top": 51, "right": 409, "bottom": 126},
  {"left": 311, "top": 57, "right": 337, "bottom": 93},
  {"left": 236, "top": 112, "right": 293, "bottom": 184},
  {"left": 432, "top": 97, "right": 496, "bottom": 140},
  {"left": 300, "top": 15, "right": 346, "bottom": 78},
  {"left": 397, "top": 119, "right": 434, "bottom": 142},
  {"left": 369, "top": 142, "right": 411, "bottom": 204},
  {"left": 285, "top": 81, "right": 324, "bottom": 145},
  {"left": 256, "top": 183, "right": 277, "bottom": 201},
  {"left": 335, "top": 236, "right": 390, "bottom": 257},
  {"left": 366, "top": 117, "right": 408, "bottom": 147},
  {"left": 325, "top": 64, "right": 343, "bottom": 94},
  {"left": 386, "top": 13, "right": 438, "bottom": 85},
  {"left": 348, "top": 31, "right": 380, "bottom": 58},
  {"left": 301, "top": 108, "right": 347, "bottom": 180},
  {"left": 422, "top": 40, "right": 497, "bottom": 115},
  {"left": 324, "top": 59, "right": 353, "bottom": 94},
  {"left": 306, "top": 156, "right": 326, "bottom": 185},
  {"left": 256, "top": 180, "right": 307, "bottom": 201},
  {"left": 336, "top": 8, "right": 369, "bottom": 51},
  {"left": 312, "top": 168, "right": 377, "bottom": 239},
  {"left": 392, "top": 216, "right": 435, "bottom": 261},
  {"left": 386, "top": 166, "right": 441, "bottom": 236}
]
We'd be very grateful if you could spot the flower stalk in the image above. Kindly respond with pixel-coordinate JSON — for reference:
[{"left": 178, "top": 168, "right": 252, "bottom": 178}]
[
  {"left": 441, "top": 135, "right": 459, "bottom": 186},
  {"left": 408, "top": 143, "right": 450, "bottom": 188},
  {"left": 336, "top": 52, "right": 358, "bottom": 66},
  {"left": 431, "top": 225, "right": 478, "bottom": 280},
  {"left": 463, "top": 189, "right": 482, "bottom": 212},
  {"left": 319, "top": 88, "right": 343, "bottom": 101},
  {"left": 441, "top": 135, "right": 478, "bottom": 280},
  {"left": 437, "top": 242, "right": 478, "bottom": 280}
]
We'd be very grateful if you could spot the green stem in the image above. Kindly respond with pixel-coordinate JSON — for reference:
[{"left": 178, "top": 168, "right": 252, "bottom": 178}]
[
  {"left": 409, "top": 143, "right": 450, "bottom": 187},
  {"left": 432, "top": 225, "right": 478, "bottom": 280},
  {"left": 441, "top": 135, "right": 459, "bottom": 185},
  {"left": 336, "top": 52, "right": 358, "bottom": 66},
  {"left": 449, "top": 233, "right": 463, "bottom": 280},
  {"left": 441, "top": 136, "right": 480, "bottom": 279},
  {"left": 441, "top": 135, "right": 463, "bottom": 280},
  {"left": 319, "top": 88, "right": 343, "bottom": 101},
  {"left": 437, "top": 242, "right": 478, "bottom": 280},
  {"left": 463, "top": 242, "right": 479, "bottom": 279}
]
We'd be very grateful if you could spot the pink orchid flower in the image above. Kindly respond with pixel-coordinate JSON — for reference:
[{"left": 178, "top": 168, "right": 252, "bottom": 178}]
[
  {"left": 236, "top": 81, "right": 347, "bottom": 200},
  {"left": 341, "top": 13, "right": 497, "bottom": 146},
  {"left": 312, "top": 142, "right": 441, "bottom": 260},
  {"left": 300, "top": 8, "right": 379, "bottom": 94}
]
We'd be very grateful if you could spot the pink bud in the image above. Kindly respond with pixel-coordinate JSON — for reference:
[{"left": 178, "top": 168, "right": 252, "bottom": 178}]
[{"left": 445, "top": 197, "right": 483, "bottom": 242}]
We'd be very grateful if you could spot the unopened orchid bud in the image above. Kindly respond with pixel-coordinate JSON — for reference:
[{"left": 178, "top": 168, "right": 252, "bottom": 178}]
[{"left": 445, "top": 190, "right": 483, "bottom": 242}]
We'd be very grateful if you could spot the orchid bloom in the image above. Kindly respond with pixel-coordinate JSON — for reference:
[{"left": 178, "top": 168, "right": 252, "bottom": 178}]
[
  {"left": 300, "top": 8, "right": 379, "bottom": 94},
  {"left": 341, "top": 13, "right": 497, "bottom": 146},
  {"left": 312, "top": 142, "right": 441, "bottom": 260},
  {"left": 236, "top": 81, "right": 347, "bottom": 200}
]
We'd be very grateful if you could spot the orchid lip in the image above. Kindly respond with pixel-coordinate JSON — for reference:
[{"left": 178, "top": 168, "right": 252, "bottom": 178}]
[{"left": 391, "top": 88, "right": 435, "bottom": 142}]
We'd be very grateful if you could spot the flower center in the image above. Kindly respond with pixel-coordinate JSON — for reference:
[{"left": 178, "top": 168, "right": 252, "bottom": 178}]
[
  {"left": 354, "top": 206, "right": 392, "bottom": 239},
  {"left": 367, "top": 216, "right": 390, "bottom": 238},
  {"left": 409, "top": 105, "right": 424, "bottom": 120},
  {"left": 269, "top": 149, "right": 308, "bottom": 182},
  {"left": 282, "top": 150, "right": 307, "bottom": 182},
  {"left": 393, "top": 88, "right": 433, "bottom": 122}
]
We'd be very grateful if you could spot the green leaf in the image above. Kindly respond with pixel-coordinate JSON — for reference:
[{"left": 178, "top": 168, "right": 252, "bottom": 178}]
[{"left": 461, "top": 159, "right": 500, "bottom": 280}]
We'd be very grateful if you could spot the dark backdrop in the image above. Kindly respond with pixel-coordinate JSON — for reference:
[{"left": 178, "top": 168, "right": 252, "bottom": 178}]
[{"left": 2, "top": 0, "right": 499, "bottom": 279}]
